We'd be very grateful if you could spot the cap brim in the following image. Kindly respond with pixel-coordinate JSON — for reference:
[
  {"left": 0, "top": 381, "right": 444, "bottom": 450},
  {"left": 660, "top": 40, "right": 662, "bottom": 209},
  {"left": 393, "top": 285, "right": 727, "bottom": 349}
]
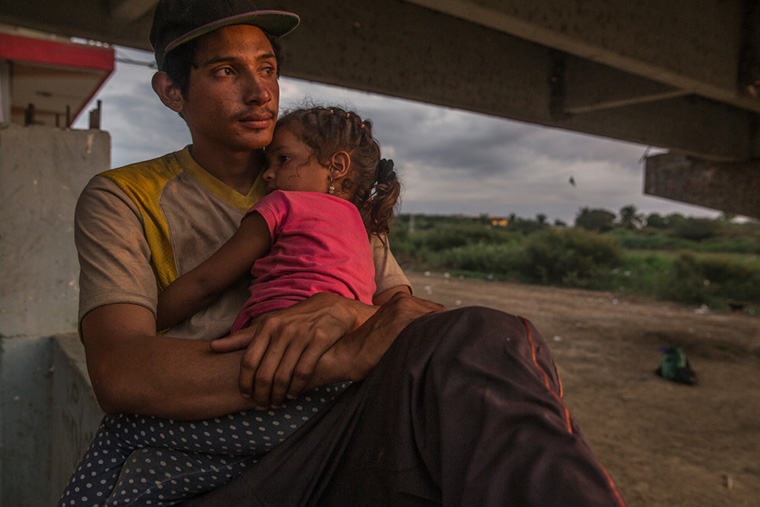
[{"left": 166, "top": 10, "right": 300, "bottom": 55}]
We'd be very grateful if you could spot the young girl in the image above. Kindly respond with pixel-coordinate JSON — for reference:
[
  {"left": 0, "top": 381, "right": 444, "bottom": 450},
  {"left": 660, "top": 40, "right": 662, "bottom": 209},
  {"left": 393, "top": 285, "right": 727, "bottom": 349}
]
[{"left": 58, "top": 106, "right": 402, "bottom": 506}]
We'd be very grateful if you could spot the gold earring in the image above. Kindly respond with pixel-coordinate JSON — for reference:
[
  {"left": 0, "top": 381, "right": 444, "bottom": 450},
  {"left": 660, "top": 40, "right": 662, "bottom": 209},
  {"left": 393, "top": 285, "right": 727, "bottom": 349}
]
[{"left": 328, "top": 176, "right": 335, "bottom": 195}]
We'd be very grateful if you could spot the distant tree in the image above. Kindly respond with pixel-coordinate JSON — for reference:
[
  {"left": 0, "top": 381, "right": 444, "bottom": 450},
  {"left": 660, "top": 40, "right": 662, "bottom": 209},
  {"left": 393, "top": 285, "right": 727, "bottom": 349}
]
[
  {"left": 671, "top": 217, "right": 722, "bottom": 241},
  {"left": 665, "top": 213, "right": 687, "bottom": 228},
  {"left": 645, "top": 212, "right": 668, "bottom": 229},
  {"left": 554, "top": 218, "right": 567, "bottom": 228},
  {"left": 575, "top": 207, "right": 616, "bottom": 232},
  {"left": 505, "top": 214, "right": 550, "bottom": 235},
  {"left": 618, "top": 205, "right": 645, "bottom": 229}
]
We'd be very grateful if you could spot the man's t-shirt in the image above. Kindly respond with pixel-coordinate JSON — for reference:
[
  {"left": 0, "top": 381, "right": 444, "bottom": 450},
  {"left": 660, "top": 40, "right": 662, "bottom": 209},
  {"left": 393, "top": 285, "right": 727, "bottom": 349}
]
[{"left": 75, "top": 147, "right": 410, "bottom": 341}]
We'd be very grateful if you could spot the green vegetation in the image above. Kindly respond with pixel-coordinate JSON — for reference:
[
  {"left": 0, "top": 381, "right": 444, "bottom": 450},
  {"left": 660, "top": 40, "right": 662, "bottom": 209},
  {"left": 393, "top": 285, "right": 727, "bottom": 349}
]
[{"left": 389, "top": 206, "right": 760, "bottom": 314}]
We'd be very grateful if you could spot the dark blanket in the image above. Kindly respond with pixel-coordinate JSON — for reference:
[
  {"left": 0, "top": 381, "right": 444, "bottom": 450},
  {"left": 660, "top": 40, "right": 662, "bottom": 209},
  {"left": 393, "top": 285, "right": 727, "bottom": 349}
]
[{"left": 181, "top": 307, "right": 625, "bottom": 506}]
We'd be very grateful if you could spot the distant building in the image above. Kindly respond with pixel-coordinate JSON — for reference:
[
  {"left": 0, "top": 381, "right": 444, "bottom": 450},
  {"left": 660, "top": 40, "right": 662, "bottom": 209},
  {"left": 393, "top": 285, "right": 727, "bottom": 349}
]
[{"left": 0, "top": 25, "right": 114, "bottom": 127}]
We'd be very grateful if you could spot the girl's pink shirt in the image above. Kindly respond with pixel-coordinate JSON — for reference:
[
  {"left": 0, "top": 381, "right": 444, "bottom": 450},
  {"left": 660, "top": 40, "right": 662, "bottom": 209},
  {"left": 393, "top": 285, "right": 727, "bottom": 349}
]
[{"left": 231, "top": 190, "right": 376, "bottom": 331}]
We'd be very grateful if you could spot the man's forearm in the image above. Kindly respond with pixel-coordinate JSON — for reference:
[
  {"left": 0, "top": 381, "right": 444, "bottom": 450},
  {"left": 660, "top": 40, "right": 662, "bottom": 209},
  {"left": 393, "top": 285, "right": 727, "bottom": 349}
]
[{"left": 83, "top": 304, "right": 256, "bottom": 420}]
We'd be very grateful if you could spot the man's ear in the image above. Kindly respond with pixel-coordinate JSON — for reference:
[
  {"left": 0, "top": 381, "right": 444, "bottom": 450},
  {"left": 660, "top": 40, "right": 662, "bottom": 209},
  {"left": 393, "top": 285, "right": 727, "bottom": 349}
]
[
  {"left": 151, "top": 71, "right": 184, "bottom": 113},
  {"left": 329, "top": 151, "right": 351, "bottom": 179}
]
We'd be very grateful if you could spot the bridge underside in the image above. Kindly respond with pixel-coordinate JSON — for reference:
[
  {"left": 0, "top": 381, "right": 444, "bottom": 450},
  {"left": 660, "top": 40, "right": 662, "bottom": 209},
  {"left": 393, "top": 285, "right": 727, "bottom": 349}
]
[{"left": 1, "top": 0, "right": 758, "bottom": 217}]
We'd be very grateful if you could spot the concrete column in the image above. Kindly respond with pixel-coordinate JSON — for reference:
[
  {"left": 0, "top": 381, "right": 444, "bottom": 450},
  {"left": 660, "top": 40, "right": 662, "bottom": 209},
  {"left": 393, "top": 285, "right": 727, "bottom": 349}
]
[{"left": 0, "top": 124, "right": 109, "bottom": 506}]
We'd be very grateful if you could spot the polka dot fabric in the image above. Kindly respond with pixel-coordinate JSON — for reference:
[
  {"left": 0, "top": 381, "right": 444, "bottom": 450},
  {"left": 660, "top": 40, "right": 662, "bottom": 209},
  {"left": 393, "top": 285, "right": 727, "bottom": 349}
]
[{"left": 57, "top": 382, "right": 350, "bottom": 506}]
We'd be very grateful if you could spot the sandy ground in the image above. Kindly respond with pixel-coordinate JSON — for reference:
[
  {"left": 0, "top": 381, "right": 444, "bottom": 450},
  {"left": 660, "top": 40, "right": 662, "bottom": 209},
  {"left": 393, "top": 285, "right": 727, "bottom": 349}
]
[{"left": 405, "top": 271, "right": 760, "bottom": 507}]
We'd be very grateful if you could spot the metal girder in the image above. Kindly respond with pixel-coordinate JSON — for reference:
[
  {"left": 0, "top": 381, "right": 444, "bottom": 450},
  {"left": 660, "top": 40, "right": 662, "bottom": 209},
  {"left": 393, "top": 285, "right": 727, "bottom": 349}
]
[
  {"left": 563, "top": 56, "right": 687, "bottom": 114},
  {"left": 277, "top": 0, "right": 757, "bottom": 162},
  {"left": 738, "top": 0, "right": 760, "bottom": 97},
  {"left": 0, "top": 0, "right": 758, "bottom": 163},
  {"left": 105, "top": 0, "right": 157, "bottom": 22},
  {"left": 405, "top": 0, "right": 760, "bottom": 113},
  {"left": 645, "top": 153, "right": 760, "bottom": 218},
  {"left": 0, "top": 0, "right": 155, "bottom": 47}
]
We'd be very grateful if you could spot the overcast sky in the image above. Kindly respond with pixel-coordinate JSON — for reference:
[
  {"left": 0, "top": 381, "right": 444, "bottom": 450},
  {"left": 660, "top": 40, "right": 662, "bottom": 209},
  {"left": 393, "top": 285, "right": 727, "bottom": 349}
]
[{"left": 73, "top": 47, "right": 719, "bottom": 225}]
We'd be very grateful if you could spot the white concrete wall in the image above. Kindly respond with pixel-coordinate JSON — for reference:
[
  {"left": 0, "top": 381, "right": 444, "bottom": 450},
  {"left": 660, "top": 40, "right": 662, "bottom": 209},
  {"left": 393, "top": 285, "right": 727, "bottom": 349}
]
[{"left": 0, "top": 124, "right": 109, "bottom": 506}]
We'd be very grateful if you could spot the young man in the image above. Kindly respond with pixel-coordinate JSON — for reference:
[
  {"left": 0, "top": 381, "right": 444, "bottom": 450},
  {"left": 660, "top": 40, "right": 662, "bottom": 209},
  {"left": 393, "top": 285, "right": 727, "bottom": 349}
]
[
  {"left": 77, "top": 0, "right": 418, "bottom": 421},
  {"left": 76, "top": 0, "right": 626, "bottom": 504}
]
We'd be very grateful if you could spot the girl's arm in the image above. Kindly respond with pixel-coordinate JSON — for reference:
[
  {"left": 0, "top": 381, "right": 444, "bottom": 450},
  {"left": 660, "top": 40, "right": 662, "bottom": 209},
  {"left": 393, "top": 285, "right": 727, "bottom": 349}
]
[{"left": 156, "top": 212, "right": 272, "bottom": 330}]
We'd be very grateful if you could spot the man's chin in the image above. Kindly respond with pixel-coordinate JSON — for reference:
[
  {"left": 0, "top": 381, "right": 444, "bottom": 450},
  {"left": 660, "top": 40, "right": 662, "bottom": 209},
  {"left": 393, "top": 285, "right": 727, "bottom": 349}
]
[{"left": 237, "top": 135, "right": 274, "bottom": 152}]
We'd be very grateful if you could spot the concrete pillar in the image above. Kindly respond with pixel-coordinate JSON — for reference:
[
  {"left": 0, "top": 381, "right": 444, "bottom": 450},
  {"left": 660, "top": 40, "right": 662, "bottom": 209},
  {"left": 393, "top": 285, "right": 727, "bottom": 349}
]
[{"left": 0, "top": 124, "right": 109, "bottom": 506}]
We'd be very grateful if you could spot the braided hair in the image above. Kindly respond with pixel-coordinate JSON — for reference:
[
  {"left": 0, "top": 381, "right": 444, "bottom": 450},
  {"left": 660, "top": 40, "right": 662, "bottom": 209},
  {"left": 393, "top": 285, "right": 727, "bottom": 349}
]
[{"left": 276, "top": 106, "right": 401, "bottom": 236}]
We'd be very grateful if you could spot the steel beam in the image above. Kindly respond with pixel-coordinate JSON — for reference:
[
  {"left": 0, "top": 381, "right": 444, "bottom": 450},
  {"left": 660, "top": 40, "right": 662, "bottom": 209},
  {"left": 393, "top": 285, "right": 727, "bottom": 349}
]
[
  {"left": 0, "top": 0, "right": 757, "bottom": 162},
  {"left": 645, "top": 152, "right": 760, "bottom": 218},
  {"left": 279, "top": 0, "right": 757, "bottom": 161},
  {"left": 406, "top": 0, "right": 760, "bottom": 113},
  {"left": 563, "top": 57, "right": 687, "bottom": 114}
]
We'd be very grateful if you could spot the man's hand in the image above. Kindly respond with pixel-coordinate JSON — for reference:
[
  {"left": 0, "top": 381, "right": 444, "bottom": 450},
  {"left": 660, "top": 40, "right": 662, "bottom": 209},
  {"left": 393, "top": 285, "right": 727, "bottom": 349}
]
[
  {"left": 309, "top": 293, "right": 446, "bottom": 388},
  {"left": 210, "top": 293, "right": 376, "bottom": 409}
]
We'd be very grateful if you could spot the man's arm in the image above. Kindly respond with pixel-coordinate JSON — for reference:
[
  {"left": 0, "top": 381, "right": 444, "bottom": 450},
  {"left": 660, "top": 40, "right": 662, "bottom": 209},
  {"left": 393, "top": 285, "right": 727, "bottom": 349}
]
[
  {"left": 86, "top": 289, "right": 441, "bottom": 417},
  {"left": 373, "top": 284, "right": 410, "bottom": 306},
  {"left": 79, "top": 175, "right": 425, "bottom": 416},
  {"left": 210, "top": 290, "right": 443, "bottom": 409},
  {"left": 76, "top": 174, "right": 276, "bottom": 419},
  {"left": 82, "top": 303, "right": 258, "bottom": 419},
  {"left": 210, "top": 235, "right": 417, "bottom": 409}
]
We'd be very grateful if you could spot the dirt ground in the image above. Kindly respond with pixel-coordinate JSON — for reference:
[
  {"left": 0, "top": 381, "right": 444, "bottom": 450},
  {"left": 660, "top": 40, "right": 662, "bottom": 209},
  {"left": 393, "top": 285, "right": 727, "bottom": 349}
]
[{"left": 405, "top": 271, "right": 760, "bottom": 507}]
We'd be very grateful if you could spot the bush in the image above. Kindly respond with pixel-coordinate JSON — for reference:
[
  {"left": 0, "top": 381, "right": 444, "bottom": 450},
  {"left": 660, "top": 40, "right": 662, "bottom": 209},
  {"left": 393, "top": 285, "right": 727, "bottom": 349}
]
[
  {"left": 699, "top": 255, "right": 760, "bottom": 303},
  {"left": 420, "top": 224, "right": 516, "bottom": 251},
  {"left": 516, "top": 229, "right": 622, "bottom": 286},
  {"left": 697, "top": 237, "right": 760, "bottom": 255},
  {"left": 671, "top": 217, "right": 722, "bottom": 241},
  {"left": 654, "top": 252, "right": 760, "bottom": 306},
  {"left": 655, "top": 253, "right": 711, "bottom": 305},
  {"left": 608, "top": 229, "right": 687, "bottom": 250},
  {"left": 610, "top": 252, "right": 673, "bottom": 294},
  {"left": 390, "top": 213, "right": 760, "bottom": 311},
  {"left": 439, "top": 243, "right": 522, "bottom": 274}
]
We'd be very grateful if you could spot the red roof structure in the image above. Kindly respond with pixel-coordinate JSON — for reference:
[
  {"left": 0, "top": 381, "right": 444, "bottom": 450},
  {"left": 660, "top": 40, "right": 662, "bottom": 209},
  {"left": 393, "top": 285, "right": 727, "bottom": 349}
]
[{"left": 0, "top": 29, "right": 114, "bottom": 127}]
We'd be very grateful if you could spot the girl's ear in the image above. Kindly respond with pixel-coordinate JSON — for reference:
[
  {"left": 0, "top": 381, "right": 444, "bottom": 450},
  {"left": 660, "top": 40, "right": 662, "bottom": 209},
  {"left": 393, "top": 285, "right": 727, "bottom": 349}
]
[
  {"left": 151, "top": 71, "right": 185, "bottom": 113},
  {"left": 329, "top": 151, "right": 351, "bottom": 180}
]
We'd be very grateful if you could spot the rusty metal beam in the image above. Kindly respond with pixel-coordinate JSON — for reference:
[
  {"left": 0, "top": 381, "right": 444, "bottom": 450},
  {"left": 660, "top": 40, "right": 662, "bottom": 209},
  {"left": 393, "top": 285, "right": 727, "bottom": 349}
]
[{"left": 644, "top": 152, "right": 760, "bottom": 218}]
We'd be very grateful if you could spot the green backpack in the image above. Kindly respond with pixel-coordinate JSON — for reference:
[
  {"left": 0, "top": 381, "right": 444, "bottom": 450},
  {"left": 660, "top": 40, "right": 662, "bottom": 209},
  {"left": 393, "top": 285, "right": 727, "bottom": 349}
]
[{"left": 655, "top": 346, "right": 697, "bottom": 385}]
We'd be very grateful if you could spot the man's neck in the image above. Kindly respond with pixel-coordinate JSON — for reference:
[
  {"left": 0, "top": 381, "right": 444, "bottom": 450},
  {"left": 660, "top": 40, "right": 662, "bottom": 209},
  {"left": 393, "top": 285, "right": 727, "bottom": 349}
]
[{"left": 188, "top": 144, "right": 264, "bottom": 195}]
